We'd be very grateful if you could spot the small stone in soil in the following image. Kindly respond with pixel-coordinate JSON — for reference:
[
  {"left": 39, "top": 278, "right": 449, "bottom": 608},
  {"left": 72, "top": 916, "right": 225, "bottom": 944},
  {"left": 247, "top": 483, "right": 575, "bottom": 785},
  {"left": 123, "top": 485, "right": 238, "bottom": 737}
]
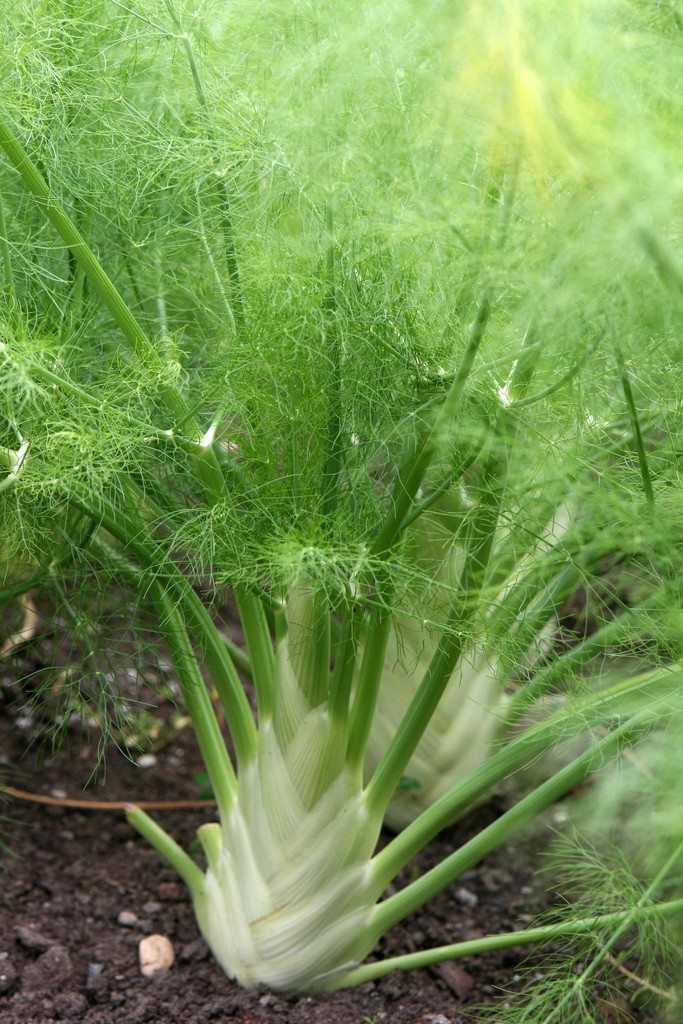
[
  {"left": 157, "top": 882, "right": 183, "bottom": 901},
  {"left": 15, "top": 923, "right": 54, "bottom": 950},
  {"left": 454, "top": 886, "right": 478, "bottom": 908},
  {"left": 117, "top": 909, "right": 139, "bottom": 927},
  {"left": 435, "top": 962, "right": 475, "bottom": 1000},
  {"left": 142, "top": 900, "right": 162, "bottom": 914},
  {"left": 139, "top": 934, "right": 175, "bottom": 977}
]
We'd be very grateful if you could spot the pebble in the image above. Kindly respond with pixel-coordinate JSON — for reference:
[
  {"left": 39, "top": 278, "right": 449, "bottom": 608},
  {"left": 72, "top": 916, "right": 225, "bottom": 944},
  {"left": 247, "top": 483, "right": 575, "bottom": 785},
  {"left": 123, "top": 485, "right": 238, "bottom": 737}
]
[
  {"left": 136, "top": 753, "right": 157, "bottom": 768},
  {"left": 455, "top": 886, "right": 479, "bottom": 908},
  {"left": 436, "top": 962, "right": 474, "bottom": 1000},
  {"left": 158, "top": 882, "right": 183, "bottom": 901},
  {"left": 117, "top": 910, "right": 139, "bottom": 927},
  {"left": 88, "top": 962, "right": 105, "bottom": 978},
  {"left": 142, "top": 901, "right": 162, "bottom": 914},
  {"left": 15, "top": 924, "right": 54, "bottom": 950},
  {"left": 22, "top": 945, "right": 73, "bottom": 992},
  {"left": 139, "top": 934, "right": 175, "bottom": 977}
]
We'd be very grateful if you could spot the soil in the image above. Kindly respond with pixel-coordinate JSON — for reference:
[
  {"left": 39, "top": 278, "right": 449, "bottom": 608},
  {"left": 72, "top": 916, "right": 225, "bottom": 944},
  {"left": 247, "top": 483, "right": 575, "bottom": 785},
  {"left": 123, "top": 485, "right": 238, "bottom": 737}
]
[{"left": 0, "top": 597, "right": 659, "bottom": 1024}]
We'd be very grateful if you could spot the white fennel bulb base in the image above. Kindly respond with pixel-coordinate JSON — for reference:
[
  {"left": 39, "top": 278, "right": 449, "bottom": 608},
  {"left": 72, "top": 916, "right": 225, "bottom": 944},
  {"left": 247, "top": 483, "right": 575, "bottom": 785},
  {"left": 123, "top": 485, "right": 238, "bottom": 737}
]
[{"left": 191, "top": 736, "right": 378, "bottom": 991}]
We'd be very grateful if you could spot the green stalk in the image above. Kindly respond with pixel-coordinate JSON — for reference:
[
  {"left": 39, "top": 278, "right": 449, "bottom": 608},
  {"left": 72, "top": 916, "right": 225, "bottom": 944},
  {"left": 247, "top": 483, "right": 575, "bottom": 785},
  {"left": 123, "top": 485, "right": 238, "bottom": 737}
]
[
  {"left": 0, "top": 113, "right": 151, "bottom": 361},
  {"left": 370, "top": 713, "right": 648, "bottom": 936},
  {"left": 365, "top": 452, "right": 505, "bottom": 817},
  {"left": 615, "top": 344, "right": 655, "bottom": 509},
  {"left": 371, "top": 296, "right": 490, "bottom": 558},
  {"left": 71, "top": 489, "right": 258, "bottom": 767},
  {"left": 364, "top": 322, "right": 545, "bottom": 813},
  {"left": 346, "top": 609, "right": 393, "bottom": 774},
  {"left": 233, "top": 586, "right": 274, "bottom": 720},
  {"left": 153, "top": 572, "right": 258, "bottom": 764},
  {"left": 371, "top": 664, "right": 680, "bottom": 890},
  {"left": 0, "top": 192, "right": 14, "bottom": 295},
  {"left": 333, "top": 898, "right": 683, "bottom": 989},
  {"left": 328, "top": 605, "right": 360, "bottom": 724},
  {"left": 0, "top": 445, "right": 14, "bottom": 472},
  {"left": 223, "top": 634, "right": 252, "bottom": 677},
  {"left": 126, "top": 805, "right": 204, "bottom": 894},
  {"left": 0, "top": 571, "right": 47, "bottom": 606},
  {"left": 399, "top": 438, "right": 483, "bottom": 532},
  {"left": 151, "top": 586, "right": 236, "bottom": 817}
]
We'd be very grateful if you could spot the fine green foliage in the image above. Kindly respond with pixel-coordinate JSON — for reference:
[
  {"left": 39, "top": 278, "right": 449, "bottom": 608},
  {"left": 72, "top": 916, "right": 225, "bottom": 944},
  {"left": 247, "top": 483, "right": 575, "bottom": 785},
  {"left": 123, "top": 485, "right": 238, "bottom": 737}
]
[{"left": 2, "top": 0, "right": 683, "bottom": 998}]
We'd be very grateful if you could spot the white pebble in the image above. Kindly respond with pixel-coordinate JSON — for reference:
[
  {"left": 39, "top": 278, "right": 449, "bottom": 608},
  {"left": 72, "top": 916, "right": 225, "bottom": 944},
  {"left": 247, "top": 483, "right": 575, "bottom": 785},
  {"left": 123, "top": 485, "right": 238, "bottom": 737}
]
[
  {"left": 139, "top": 935, "right": 175, "bottom": 978},
  {"left": 136, "top": 754, "right": 157, "bottom": 768},
  {"left": 117, "top": 910, "right": 138, "bottom": 928}
]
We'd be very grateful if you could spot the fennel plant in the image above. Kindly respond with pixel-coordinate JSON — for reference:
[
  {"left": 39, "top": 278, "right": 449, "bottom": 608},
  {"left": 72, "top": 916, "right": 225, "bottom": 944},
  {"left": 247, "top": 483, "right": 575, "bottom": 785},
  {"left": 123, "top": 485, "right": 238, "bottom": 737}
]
[{"left": 2, "top": 0, "right": 683, "bottom": 997}]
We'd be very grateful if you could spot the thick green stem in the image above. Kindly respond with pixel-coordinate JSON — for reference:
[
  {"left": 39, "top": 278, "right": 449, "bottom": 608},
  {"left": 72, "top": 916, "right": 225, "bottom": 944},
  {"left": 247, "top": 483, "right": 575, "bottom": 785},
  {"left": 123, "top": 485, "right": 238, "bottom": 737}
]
[
  {"left": 346, "top": 609, "right": 393, "bottom": 774},
  {"left": 169, "top": 584, "right": 258, "bottom": 763},
  {"left": 126, "top": 806, "right": 204, "bottom": 894},
  {"left": 371, "top": 664, "right": 680, "bottom": 890},
  {"left": 615, "top": 344, "right": 654, "bottom": 510},
  {"left": 233, "top": 586, "right": 274, "bottom": 720},
  {"left": 149, "top": 586, "right": 237, "bottom": 817},
  {"left": 332, "top": 898, "right": 683, "bottom": 989},
  {"left": 0, "top": 192, "right": 14, "bottom": 295},
  {"left": 0, "top": 113, "right": 151, "bottom": 360},
  {"left": 366, "top": 323, "right": 545, "bottom": 815},
  {"left": 370, "top": 714, "right": 649, "bottom": 936},
  {"left": 223, "top": 634, "right": 252, "bottom": 677},
  {"left": 365, "top": 453, "right": 504, "bottom": 816},
  {"left": 328, "top": 606, "right": 360, "bottom": 724},
  {"left": 71, "top": 490, "right": 258, "bottom": 768}
]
